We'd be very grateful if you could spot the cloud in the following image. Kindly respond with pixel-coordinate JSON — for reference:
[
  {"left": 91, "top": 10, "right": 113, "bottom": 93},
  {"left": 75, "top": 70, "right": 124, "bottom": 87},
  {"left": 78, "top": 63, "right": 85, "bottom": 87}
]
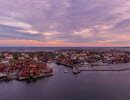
[
  {"left": 16, "top": 30, "right": 40, "bottom": 34},
  {"left": 43, "top": 32, "right": 59, "bottom": 36},
  {"left": 0, "top": 16, "right": 32, "bottom": 29},
  {"left": 74, "top": 28, "right": 93, "bottom": 38},
  {"left": 0, "top": 0, "right": 130, "bottom": 46}
]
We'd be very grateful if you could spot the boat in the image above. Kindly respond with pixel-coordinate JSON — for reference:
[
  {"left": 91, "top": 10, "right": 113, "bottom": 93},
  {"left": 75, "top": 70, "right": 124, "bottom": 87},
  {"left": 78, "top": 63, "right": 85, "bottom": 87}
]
[
  {"left": 64, "top": 70, "right": 68, "bottom": 73},
  {"left": 81, "top": 62, "right": 90, "bottom": 65},
  {"left": 99, "top": 62, "right": 108, "bottom": 66},
  {"left": 0, "top": 73, "right": 8, "bottom": 80},
  {"left": 47, "top": 61, "right": 52, "bottom": 63},
  {"left": 83, "top": 62, "right": 90, "bottom": 65},
  {"left": 73, "top": 67, "right": 80, "bottom": 74},
  {"left": 18, "top": 75, "right": 30, "bottom": 80},
  {"left": 91, "top": 62, "right": 108, "bottom": 66},
  {"left": 32, "top": 72, "right": 53, "bottom": 78}
]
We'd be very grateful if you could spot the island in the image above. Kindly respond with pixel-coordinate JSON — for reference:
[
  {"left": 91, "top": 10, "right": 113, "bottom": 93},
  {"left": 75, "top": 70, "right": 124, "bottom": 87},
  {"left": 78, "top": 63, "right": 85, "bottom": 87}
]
[{"left": 0, "top": 49, "right": 130, "bottom": 81}]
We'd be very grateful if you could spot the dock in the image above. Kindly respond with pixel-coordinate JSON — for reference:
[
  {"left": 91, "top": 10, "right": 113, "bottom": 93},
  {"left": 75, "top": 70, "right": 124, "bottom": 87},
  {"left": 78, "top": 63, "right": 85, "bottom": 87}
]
[
  {"left": 56, "top": 62, "right": 73, "bottom": 68},
  {"left": 80, "top": 68, "right": 130, "bottom": 71},
  {"left": 32, "top": 73, "right": 53, "bottom": 79},
  {"left": 56, "top": 61, "right": 80, "bottom": 74}
]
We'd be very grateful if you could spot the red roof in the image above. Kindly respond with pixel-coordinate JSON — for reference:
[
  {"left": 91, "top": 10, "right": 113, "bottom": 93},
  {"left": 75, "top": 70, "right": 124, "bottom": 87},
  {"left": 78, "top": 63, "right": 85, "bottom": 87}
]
[{"left": 2, "top": 59, "right": 9, "bottom": 61}]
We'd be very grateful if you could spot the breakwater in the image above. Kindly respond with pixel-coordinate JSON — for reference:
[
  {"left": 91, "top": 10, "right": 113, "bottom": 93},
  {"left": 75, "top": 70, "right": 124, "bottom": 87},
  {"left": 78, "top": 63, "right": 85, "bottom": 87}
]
[{"left": 80, "top": 68, "right": 130, "bottom": 71}]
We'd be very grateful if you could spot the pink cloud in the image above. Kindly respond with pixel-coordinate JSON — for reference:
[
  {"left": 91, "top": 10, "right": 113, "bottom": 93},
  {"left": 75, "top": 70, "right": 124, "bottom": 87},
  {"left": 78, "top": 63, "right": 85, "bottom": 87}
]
[{"left": 0, "top": 40, "right": 130, "bottom": 47}]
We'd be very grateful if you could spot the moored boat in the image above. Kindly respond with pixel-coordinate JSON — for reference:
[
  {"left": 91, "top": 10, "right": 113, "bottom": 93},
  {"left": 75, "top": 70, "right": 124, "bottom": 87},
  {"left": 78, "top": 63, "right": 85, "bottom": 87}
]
[
  {"left": 91, "top": 62, "right": 108, "bottom": 66},
  {"left": 0, "top": 73, "right": 8, "bottom": 80},
  {"left": 47, "top": 61, "right": 52, "bottom": 63},
  {"left": 18, "top": 75, "right": 30, "bottom": 80},
  {"left": 73, "top": 66, "right": 80, "bottom": 74},
  {"left": 64, "top": 70, "right": 68, "bottom": 73}
]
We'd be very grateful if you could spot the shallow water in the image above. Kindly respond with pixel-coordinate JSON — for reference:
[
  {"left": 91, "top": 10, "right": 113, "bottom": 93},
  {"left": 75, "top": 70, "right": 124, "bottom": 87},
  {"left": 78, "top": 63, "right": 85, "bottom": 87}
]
[{"left": 1, "top": 63, "right": 130, "bottom": 100}]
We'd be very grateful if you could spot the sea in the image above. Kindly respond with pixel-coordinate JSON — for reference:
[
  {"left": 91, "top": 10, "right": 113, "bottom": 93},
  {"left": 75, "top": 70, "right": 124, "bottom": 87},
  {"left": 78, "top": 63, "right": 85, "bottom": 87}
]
[
  {"left": 0, "top": 47, "right": 130, "bottom": 100},
  {"left": 0, "top": 47, "right": 130, "bottom": 52}
]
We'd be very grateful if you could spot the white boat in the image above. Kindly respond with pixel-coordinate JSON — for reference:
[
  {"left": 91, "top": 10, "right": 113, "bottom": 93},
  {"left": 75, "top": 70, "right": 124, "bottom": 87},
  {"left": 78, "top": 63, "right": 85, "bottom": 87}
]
[
  {"left": 64, "top": 70, "right": 68, "bottom": 73},
  {"left": 98, "top": 62, "right": 108, "bottom": 66},
  {"left": 81, "top": 62, "right": 90, "bottom": 65},
  {"left": 91, "top": 62, "right": 108, "bottom": 66},
  {"left": 73, "top": 67, "right": 80, "bottom": 74},
  {"left": 47, "top": 61, "right": 52, "bottom": 63}
]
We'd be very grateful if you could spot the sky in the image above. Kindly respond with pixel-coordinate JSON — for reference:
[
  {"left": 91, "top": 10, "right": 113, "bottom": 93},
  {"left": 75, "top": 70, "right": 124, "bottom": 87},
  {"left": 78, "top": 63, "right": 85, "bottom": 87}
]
[{"left": 0, "top": 0, "right": 130, "bottom": 47}]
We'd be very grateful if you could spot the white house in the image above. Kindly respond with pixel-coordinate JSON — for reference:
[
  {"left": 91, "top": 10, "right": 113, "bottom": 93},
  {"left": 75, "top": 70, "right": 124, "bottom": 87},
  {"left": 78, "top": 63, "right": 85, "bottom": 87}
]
[
  {"left": 55, "top": 56, "right": 59, "bottom": 59},
  {"left": 5, "top": 55, "right": 13, "bottom": 59},
  {"left": 19, "top": 56, "right": 24, "bottom": 60},
  {"left": 80, "top": 53, "right": 86, "bottom": 56},
  {"left": 1, "top": 59, "right": 9, "bottom": 64},
  {"left": 79, "top": 56, "right": 85, "bottom": 60},
  {"left": 24, "top": 54, "right": 29, "bottom": 58},
  {"left": 33, "top": 57, "right": 38, "bottom": 61},
  {"left": 4, "top": 53, "right": 9, "bottom": 56},
  {"left": 21, "top": 53, "right": 25, "bottom": 56},
  {"left": 70, "top": 56, "right": 77, "bottom": 60}
]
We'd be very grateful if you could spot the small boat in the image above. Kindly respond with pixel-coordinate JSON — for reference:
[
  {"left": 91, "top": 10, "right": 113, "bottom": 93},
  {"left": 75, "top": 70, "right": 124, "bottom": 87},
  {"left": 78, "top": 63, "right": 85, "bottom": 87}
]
[
  {"left": 73, "top": 67, "right": 80, "bottom": 74},
  {"left": 84, "top": 62, "right": 90, "bottom": 65},
  {"left": 91, "top": 62, "right": 108, "bottom": 66},
  {"left": 64, "top": 70, "right": 68, "bottom": 73},
  {"left": 0, "top": 73, "right": 8, "bottom": 80},
  {"left": 81, "top": 62, "right": 90, "bottom": 65},
  {"left": 47, "top": 61, "right": 52, "bottom": 63}
]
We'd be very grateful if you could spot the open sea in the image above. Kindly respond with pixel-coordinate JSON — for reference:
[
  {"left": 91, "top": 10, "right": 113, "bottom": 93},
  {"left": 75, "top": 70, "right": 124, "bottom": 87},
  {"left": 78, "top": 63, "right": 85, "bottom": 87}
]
[
  {"left": 0, "top": 47, "right": 130, "bottom": 52},
  {"left": 0, "top": 47, "right": 130, "bottom": 100}
]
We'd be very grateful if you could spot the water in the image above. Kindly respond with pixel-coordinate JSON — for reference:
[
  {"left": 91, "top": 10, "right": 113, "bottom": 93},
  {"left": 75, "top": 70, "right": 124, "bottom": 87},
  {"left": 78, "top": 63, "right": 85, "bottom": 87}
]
[
  {"left": 0, "top": 47, "right": 130, "bottom": 52},
  {"left": 1, "top": 63, "right": 130, "bottom": 100}
]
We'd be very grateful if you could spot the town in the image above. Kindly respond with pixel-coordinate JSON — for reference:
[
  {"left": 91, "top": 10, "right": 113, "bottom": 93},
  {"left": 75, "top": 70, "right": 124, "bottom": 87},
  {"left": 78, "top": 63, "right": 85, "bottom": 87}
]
[
  {"left": 54, "top": 49, "right": 130, "bottom": 64},
  {"left": 0, "top": 52, "right": 54, "bottom": 81},
  {"left": 0, "top": 49, "right": 130, "bottom": 81}
]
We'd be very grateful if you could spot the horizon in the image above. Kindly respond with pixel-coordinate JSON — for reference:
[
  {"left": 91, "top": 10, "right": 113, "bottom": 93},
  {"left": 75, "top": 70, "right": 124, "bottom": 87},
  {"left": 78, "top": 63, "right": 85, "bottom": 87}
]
[
  {"left": 0, "top": 0, "right": 130, "bottom": 46},
  {"left": 0, "top": 46, "right": 129, "bottom": 48}
]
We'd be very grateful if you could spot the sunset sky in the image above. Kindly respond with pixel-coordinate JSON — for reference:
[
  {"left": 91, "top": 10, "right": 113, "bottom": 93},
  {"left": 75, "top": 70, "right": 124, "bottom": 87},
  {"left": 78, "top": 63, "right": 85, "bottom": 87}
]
[{"left": 0, "top": 0, "right": 130, "bottom": 47}]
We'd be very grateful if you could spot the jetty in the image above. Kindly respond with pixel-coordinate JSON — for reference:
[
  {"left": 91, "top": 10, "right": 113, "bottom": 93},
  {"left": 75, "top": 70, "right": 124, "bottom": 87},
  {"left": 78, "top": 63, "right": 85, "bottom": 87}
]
[
  {"left": 56, "top": 62, "right": 73, "bottom": 68},
  {"left": 80, "top": 68, "right": 130, "bottom": 71},
  {"left": 56, "top": 61, "right": 80, "bottom": 74}
]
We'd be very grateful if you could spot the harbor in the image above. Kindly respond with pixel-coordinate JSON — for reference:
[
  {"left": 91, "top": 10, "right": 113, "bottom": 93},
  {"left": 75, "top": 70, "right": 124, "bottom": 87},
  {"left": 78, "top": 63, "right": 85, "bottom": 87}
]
[
  {"left": 0, "top": 48, "right": 130, "bottom": 81},
  {"left": 1, "top": 62, "right": 130, "bottom": 100},
  {"left": 0, "top": 47, "right": 129, "bottom": 100}
]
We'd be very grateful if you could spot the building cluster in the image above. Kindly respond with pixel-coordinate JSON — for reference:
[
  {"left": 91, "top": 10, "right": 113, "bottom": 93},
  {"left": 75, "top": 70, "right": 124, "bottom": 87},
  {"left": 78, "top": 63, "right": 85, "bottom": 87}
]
[
  {"left": 53, "top": 49, "right": 130, "bottom": 66},
  {"left": 0, "top": 52, "right": 53, "bottom": 80},
  {"left": 0, "top": 49, "right": 130, "bottom": 80}
]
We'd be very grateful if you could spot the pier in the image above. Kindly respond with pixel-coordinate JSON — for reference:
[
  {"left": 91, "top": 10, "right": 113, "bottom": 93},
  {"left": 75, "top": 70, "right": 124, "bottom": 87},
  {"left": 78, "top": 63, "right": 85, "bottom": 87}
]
[
  {"left": 56, "top": 61, "right": 130, "bottom": 73},
  {"left": 56, "top": 62, "right": 73, "bottom": 68},
  {"left": 80, "top": 68, "right": 130, "bottom": 71},
  {"left": 56, "top": 61, "right": 80, "bottom": 74}
]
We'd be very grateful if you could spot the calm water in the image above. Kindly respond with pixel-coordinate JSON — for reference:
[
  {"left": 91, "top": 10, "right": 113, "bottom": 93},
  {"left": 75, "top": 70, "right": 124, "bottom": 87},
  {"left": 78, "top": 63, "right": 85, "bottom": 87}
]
[
  {"left": 0, "top": 47, "right": 130, "bottom": 52},
  {"left": 1, "top": 63, "right": 130, "bottom": 100}
]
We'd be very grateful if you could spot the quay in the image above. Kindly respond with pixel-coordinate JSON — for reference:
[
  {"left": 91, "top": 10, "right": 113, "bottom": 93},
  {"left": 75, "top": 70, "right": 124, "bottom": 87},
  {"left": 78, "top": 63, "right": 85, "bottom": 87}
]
[
  {"left": 56, "top": 61, "right": 130, "bottom": 72},
  {"left": 56, "top": 61, "right": 80, "bottom": 74},
  {"left": 80, "top": 68, "right": 130, "bottom": 71},
  {"left": 32, "top": 73, "right": 53, "bottom": 79},
  {"left": 56, "top": 62, "right": 73, "bottom": 68}
]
